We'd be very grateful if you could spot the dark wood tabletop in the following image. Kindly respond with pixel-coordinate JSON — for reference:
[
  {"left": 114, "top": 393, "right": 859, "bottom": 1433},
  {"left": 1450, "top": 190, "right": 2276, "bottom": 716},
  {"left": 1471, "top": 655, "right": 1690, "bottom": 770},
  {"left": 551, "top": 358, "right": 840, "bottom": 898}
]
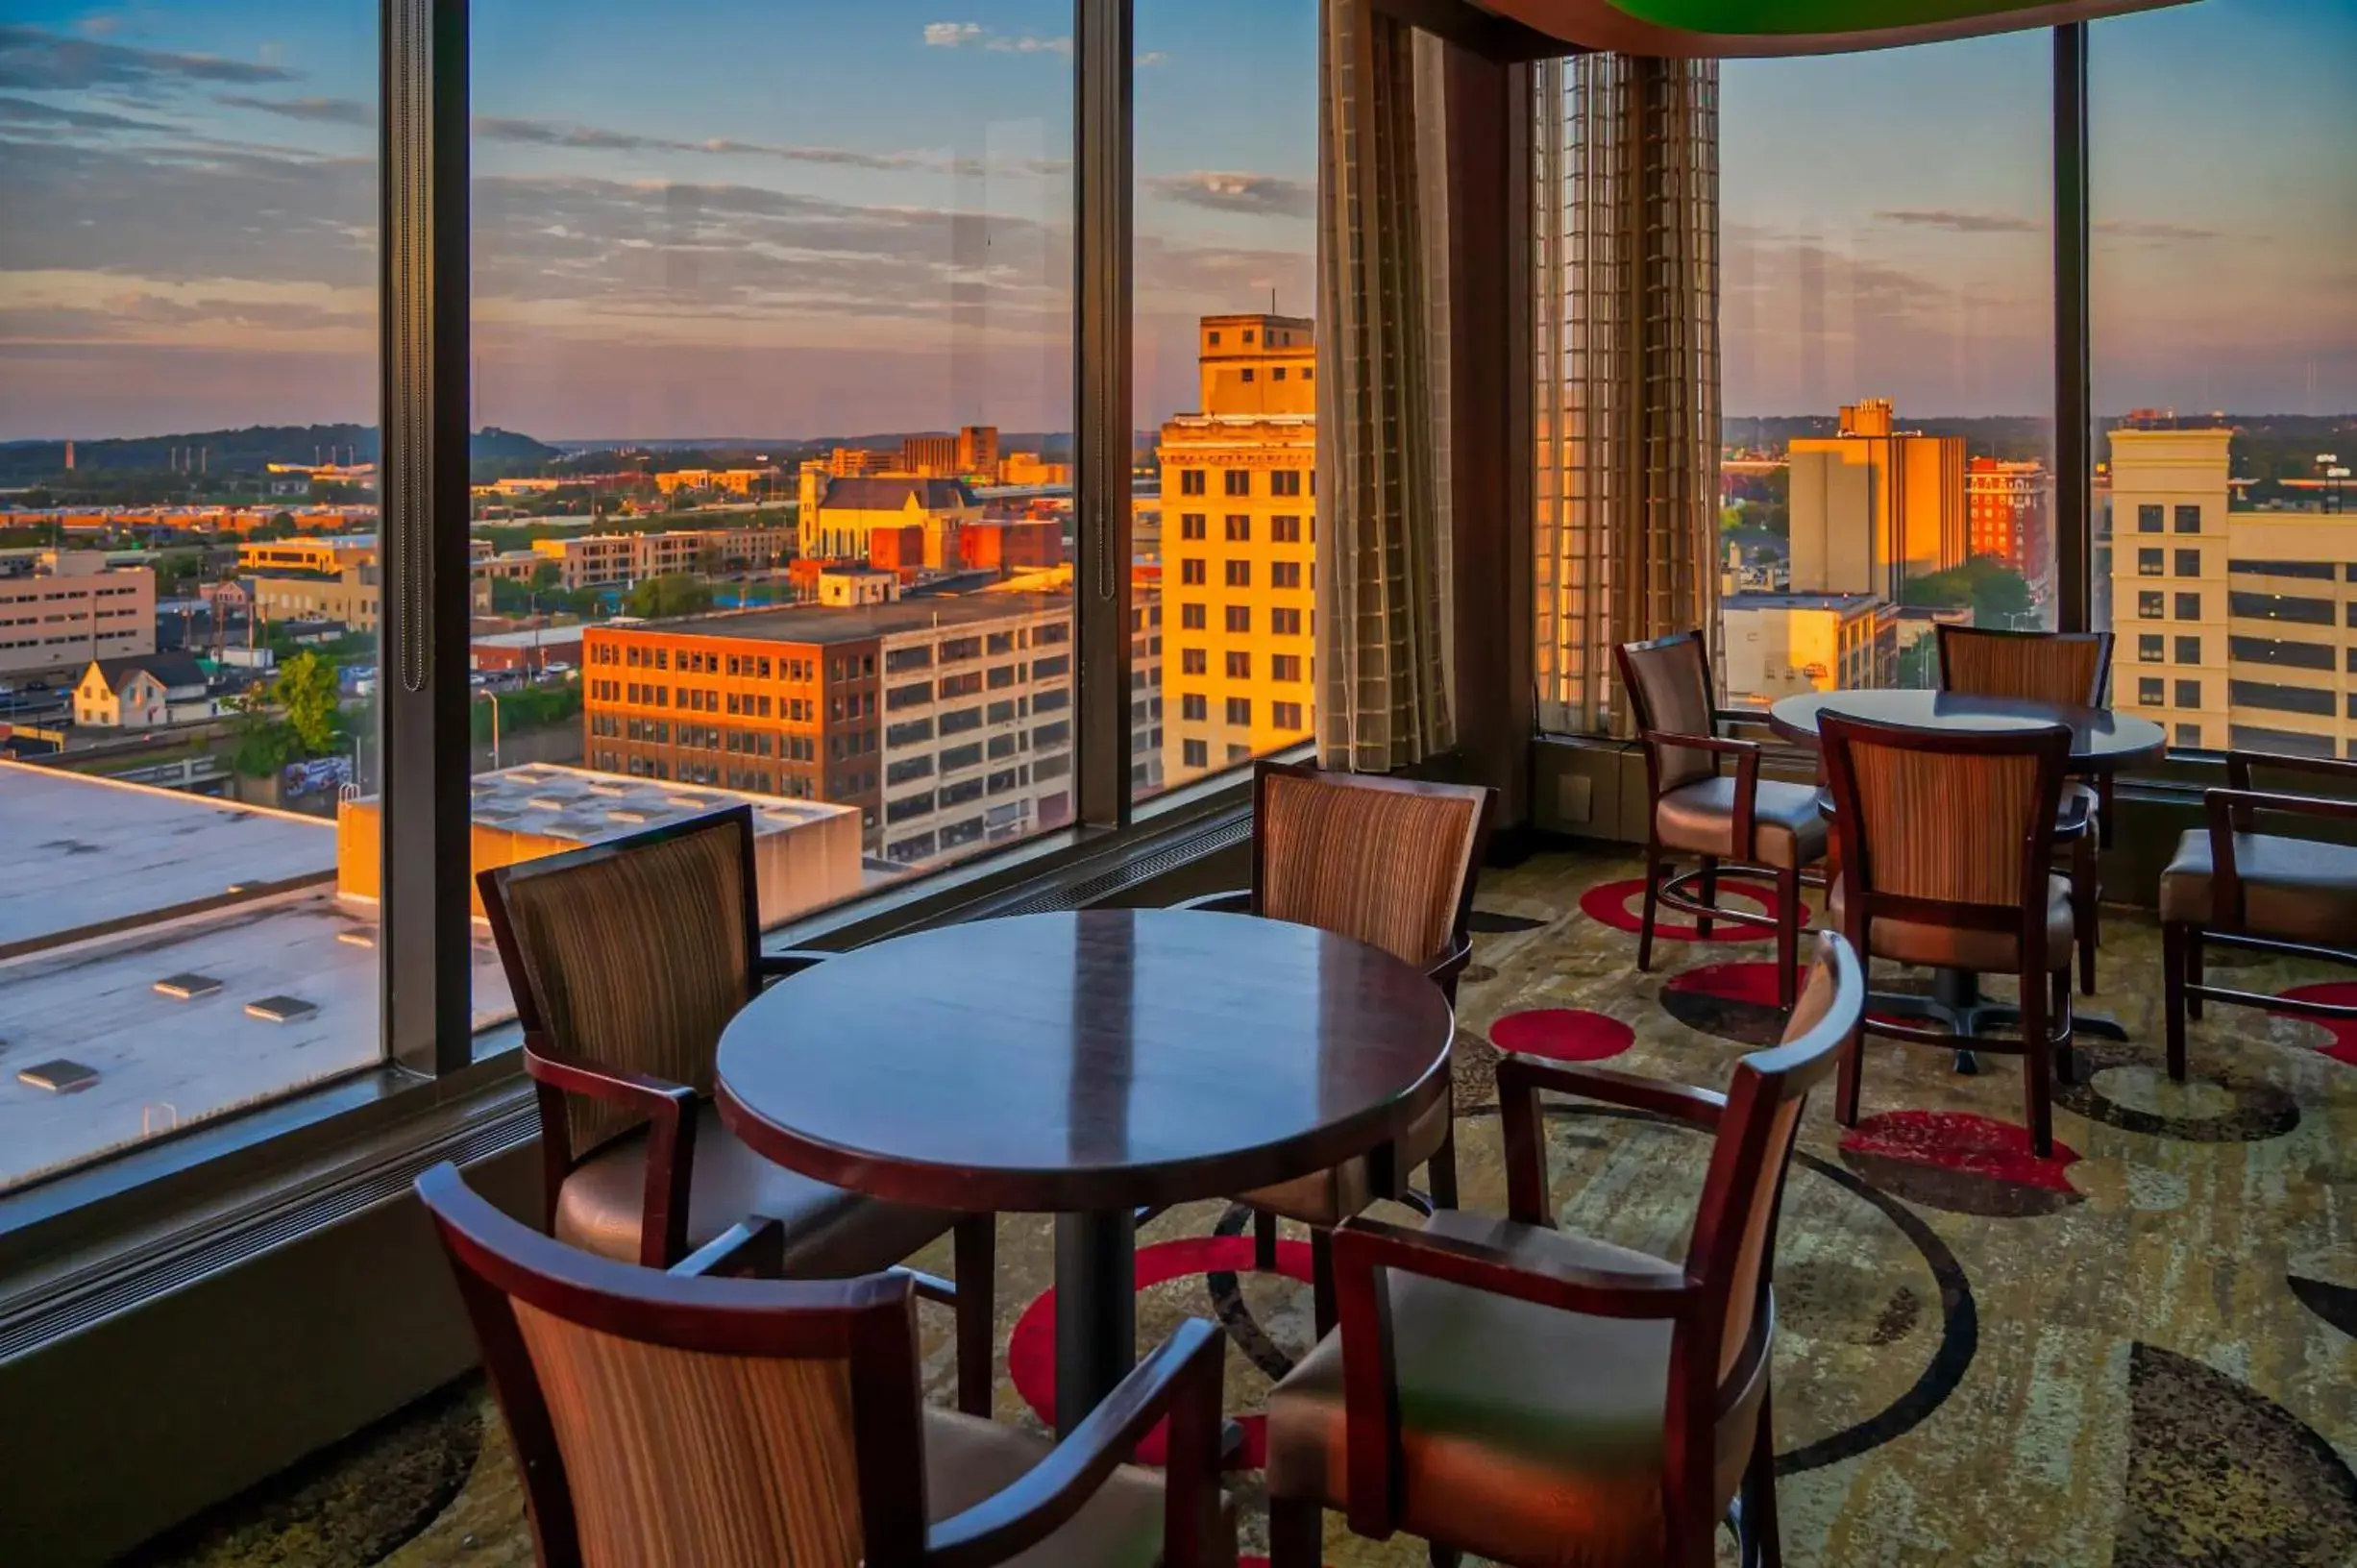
[
  {"left": 715, "top": 907, "right": 1458, "bottom": 1216},
  {"left": 1766, "top": 687, "right": 2167, "bottom": 769}
]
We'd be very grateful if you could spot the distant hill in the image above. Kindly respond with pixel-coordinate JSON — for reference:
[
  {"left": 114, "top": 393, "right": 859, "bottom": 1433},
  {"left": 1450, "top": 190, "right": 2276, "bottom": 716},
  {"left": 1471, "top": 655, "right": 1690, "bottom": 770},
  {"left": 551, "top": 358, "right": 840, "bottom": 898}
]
[{"left": 0, "top": 425, "right": 560, "bottom": 484}]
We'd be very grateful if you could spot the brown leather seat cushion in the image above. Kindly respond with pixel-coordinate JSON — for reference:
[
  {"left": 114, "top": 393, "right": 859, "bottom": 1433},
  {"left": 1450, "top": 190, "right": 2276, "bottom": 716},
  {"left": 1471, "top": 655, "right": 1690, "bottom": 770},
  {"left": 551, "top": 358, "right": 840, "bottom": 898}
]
[
  {"left": 1264, "top": 1211, "right": 1753, "bottom": 1568},
  {"left": 2159, "top": 828, "right": 2357, "bottom": 946},
  {"left": 924, "top": 1409, "right": 1237, "bottom": 1566},
  {"left": 1656, "top": 777, "right": 1829, "bottom": 870},
  {"left": 1829, "top": 875, "right": 2075, "bottom": 973},
  {"left": 1237, "top": 1086, "right": 1452, "bottom": 1227},
  {"left": 554, "top": 1099, "right": 955, "bottom": 1272}
]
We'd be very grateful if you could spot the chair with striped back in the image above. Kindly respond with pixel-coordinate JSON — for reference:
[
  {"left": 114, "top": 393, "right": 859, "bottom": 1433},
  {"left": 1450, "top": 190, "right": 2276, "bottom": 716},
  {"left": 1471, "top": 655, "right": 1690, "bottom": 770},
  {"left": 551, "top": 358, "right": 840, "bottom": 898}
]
[
  {"left": 1617, "top": 629, "right": 1830, "bottom": 1010},
  {"left": 1819, "top": 712, "right": 2083, "bottom": 1157},
  {"left": 417, "top": 1164, "right": 1236, "bottom": 1568},
  {"left": 1262, "top": 932, "right": 1865, "bottom": 1568},
  {"left": 478, "top": 804, "right": 996, "bottom": 1415},
  {"left": 1181, "top": 761, "right": 1495, "bottom": 1337}
]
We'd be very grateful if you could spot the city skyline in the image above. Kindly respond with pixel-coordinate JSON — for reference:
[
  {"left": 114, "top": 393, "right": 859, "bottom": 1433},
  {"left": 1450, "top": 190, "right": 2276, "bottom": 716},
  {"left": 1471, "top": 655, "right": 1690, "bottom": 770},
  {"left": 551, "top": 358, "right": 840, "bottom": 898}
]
[{"left": 2, "top": 0, "right": 2351, "bottom": 440}]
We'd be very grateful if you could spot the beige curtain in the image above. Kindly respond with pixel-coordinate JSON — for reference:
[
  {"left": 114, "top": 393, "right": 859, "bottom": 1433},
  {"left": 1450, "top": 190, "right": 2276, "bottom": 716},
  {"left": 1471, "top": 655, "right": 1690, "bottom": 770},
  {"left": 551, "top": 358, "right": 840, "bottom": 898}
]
[
  {"left": 1315, "top": 0, "right": 1454, "bottom": 773},
  {"left": 1531, "top": 52, "right": 1721, "bottom": 735}
]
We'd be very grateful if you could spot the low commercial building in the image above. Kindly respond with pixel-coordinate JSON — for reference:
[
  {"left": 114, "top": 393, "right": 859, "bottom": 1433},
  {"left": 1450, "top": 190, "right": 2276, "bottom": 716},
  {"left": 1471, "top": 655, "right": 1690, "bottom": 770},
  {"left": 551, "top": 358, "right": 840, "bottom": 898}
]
[
  {"left": 1720, "top": 591, "right": 1898, "bottom": 707},
  {"left": 961, "top": 519, "right": 1065, "bottom": 575},
  {"left": 797, "top": 475, "right": 978, "bottom": 567},
  {"left": 0, "top": 551, "right": 156, "bottom": 678},
  {"left": 528, "top": 526, "right": 791, "bottom": 590},
  {"left": 237, "top": 534, "right": 380, "bottom": 576}
]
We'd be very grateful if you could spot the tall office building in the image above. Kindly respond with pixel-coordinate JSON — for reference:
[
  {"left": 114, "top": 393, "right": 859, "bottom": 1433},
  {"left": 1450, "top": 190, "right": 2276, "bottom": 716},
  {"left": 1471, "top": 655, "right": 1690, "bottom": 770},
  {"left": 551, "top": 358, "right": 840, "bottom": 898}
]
[
  {"left": 2108, "top": 425, "right": 2357, "bottom": 758},
  {"left": 1158, "top": 313, "right": 1317, "bottom": 786},
  {"left": 1966, "top": 455, "right": 2053, "bottom": 601},
  {"left": 1788, "top": 398, "right": 1967, "bottom": 601}
]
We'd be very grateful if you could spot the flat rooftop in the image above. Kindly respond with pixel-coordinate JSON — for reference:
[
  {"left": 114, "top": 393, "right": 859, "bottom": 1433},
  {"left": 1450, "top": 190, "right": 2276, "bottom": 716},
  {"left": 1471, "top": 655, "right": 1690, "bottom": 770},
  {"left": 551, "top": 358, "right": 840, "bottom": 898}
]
[
  {"left": 454, "top": 765, "right": 858, "bottom": 842},
  {"left": 1722, "top": 592, "right": 1885, "bottom": 613},
  {"left": 0, "top": 764, "right": 335, "bottom": 953},
  {"left": 600, "top": 591, "right": 1071, "bottom": 647}
]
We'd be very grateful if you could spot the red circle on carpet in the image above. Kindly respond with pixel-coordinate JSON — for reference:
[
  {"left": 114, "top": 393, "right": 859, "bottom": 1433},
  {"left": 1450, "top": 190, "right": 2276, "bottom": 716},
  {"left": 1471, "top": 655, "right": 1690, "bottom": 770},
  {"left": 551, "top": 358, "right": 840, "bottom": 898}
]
[
  {"left": 1488, "top": 1009, "right": 1633, "bottom": 1063},
  {"left": 2274, "top": 983, "right": 2357, "bottom": 1066},
  {"left": 1006, "top": 1233, "right": 1314, "bottom": 1469},
  {"left": 1839, "top": 1110, "right": 2080, "bottom": 1192},
  {"left": 1577, "top": 874, "right": 1805, "bottom": 943}
]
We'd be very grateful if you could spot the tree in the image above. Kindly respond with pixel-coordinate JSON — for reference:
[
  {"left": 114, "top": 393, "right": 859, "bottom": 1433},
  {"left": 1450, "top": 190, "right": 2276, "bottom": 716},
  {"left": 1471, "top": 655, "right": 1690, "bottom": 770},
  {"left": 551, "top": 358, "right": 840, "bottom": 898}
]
[
  {"left": 530, "top": 562, "right": 562, "bottom": 591},
  {"left": 227, "top": 688, "right": 297, "bottom": 778},
  {"left": 1903, "top": 556, "right": 2035, "bottom": 628},
  {"left": 625, "top": 574, "right": 715, "bottom": 620},
  {"left": 276, "top": 651, "right": 346, "bottom": 758}
]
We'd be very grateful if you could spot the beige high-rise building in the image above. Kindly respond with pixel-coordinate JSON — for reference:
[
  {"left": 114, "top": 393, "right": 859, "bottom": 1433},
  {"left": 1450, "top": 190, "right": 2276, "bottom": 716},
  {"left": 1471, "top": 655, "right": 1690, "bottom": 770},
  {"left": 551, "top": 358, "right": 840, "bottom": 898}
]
[
  {"left": 1788, "top": 398, "right": 1967, "bottom": 601},
  {"left": 1158, "top": 313, "right": 1316, "bottom": 785},
  {"left": 2108, "top": 425, "right": 2357, "bottom": 758}
]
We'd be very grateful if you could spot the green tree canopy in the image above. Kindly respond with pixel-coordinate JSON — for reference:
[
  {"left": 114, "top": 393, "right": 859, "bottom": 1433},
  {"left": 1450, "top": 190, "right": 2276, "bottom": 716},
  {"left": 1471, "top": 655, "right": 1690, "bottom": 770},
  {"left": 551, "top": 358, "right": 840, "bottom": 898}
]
[
  {"left": 1902, "top": 556, "right": 2034, "bottom": 628},
  {"left": 275, "top": 650, "right": 346, "bottom": 758},
  {"left": 625, "top": 574, "right": 715, "bottom": 620}
]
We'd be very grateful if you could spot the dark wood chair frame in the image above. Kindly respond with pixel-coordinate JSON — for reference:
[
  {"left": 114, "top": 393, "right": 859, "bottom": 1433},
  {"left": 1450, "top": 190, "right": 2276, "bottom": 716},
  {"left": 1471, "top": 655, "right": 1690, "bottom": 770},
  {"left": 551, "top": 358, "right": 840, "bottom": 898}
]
[
  {"left": 1615, "top": 630, "right": 1824, "bottom": 1012},
  {"left": 2162, "top": 750, "right": 2357, "bottom": 1083},
  {"left": 1267, "top": 932, "right": 1866, "bottom": 1568},
  {"left": 1175, "top": 759, "right": 1497, "bottom": 1335},
  {"left": 478, "top": 804, "right": 997, "bottom": 1416},
  {"left": 417, "top": 1163, "right": 1230, "bottom": 1568},
  {"left": 1818, "top": 713, "right": 2083, "bottom": 1158},
  {"left": 1932, "top": 623, "right": 2116, "bottom": 994}
]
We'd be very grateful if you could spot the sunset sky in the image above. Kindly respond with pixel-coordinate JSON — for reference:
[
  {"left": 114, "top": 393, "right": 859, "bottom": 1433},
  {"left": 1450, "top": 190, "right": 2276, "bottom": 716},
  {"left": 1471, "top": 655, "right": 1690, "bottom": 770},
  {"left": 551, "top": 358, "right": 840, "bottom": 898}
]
[{"left": 0, "top": 0, "right": 2347, "bottom": 442}]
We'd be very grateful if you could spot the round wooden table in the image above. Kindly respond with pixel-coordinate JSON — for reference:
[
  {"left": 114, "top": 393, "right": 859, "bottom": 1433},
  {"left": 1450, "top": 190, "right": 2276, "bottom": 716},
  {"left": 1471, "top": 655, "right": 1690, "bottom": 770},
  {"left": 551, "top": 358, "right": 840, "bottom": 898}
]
[
  {"left": 715, "top": 907, "right": 1456, "bottom": 1436},
  {"left": 1766, "top": 686, "right": 2167, "bottom": 1059}
]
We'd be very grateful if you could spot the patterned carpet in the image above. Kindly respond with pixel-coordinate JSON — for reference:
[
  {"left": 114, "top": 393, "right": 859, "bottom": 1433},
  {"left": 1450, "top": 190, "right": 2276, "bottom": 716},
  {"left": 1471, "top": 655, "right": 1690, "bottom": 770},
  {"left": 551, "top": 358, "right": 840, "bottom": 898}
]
[{"left": 135, "top": 847, "right": 2357, "bottom": 1566}]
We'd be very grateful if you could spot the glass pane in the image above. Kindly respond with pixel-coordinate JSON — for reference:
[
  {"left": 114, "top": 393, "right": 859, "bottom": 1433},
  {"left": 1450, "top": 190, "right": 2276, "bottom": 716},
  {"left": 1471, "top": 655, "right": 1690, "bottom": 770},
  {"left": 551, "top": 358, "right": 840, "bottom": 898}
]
[
  {"left": 1716, "top": 35, "right": 2055, "bottom": 711},
  {"left": 1133, "top": 0, "right": 1319, "bottom": 798},
  {"left": 468, "top": 3, "right": 1072, "bottom": 998},
  {"left": 0, "top": 5, "right": 381, "bottom": 1188},
  {"left": 2091, "top": 0, "right": 2357, "bottom": 757}
]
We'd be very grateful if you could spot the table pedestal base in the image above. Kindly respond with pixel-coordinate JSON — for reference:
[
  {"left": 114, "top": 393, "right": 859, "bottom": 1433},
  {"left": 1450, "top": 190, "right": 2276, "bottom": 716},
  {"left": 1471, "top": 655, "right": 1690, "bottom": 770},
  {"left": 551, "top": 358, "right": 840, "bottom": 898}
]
[
  {"left": 1868, "top": 968, "right": 2128, "bottom": 1078},
  {"left": 1054, "top": 1209, "right": 1137, "bottom": 1439}
]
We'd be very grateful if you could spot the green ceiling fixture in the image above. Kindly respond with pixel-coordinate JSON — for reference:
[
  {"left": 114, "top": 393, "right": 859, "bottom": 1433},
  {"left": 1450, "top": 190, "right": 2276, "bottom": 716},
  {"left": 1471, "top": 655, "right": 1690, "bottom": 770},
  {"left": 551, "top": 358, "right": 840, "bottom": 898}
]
[{"left": 1477, "top": 0, "right": 2192, "bottom": 56}]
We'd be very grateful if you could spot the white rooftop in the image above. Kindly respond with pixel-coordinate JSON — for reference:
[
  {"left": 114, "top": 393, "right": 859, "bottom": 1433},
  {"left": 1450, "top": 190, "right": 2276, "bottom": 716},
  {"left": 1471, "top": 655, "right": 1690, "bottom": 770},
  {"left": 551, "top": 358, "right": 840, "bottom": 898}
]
[{"left": 456, "top": 764, "right": 857, "bottom": 844}]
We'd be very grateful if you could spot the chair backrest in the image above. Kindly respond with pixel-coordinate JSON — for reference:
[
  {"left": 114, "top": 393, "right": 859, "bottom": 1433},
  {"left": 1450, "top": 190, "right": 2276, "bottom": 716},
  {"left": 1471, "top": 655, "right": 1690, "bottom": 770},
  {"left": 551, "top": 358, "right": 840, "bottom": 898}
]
[
  {"left": 1683, "top": 931, "right": 1864, "bottom": 1387},
  {"left": 1936, "top": 625, "right": 2112, "bottom": 708},
  {"left": 1615, "top": 631, "right": 1720, "bottom": 794},
  {"left": 1252, "top": 762, "right": 1494, "bottom": 969},
  {"left": 417, "top": 1163, "right": 928, "bottom": 1568},
  {"left": 1818, "top": 711, "right": 2071, "bottom": 918},
  {"left": 479, "top": 806, "right": 762, "bottom": 1161}
]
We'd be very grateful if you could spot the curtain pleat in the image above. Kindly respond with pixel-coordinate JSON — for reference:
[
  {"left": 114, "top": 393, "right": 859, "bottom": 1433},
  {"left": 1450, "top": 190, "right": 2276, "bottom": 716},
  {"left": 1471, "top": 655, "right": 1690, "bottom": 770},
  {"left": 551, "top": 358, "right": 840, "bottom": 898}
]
[{"left": 1315, "top": 0, "right": 1454, "bottom": 773}]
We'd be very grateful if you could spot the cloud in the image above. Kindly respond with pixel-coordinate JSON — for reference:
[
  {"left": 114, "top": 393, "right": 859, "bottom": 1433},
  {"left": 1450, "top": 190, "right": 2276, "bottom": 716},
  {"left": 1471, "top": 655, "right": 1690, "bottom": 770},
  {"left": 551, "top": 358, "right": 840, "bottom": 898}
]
[
  {"left": 921, "top": 22, "right": 1071, "bottom": 56},
  {"left": 214, "top": 93, "right": 373, "bottom": 128},
  {"left": 473, "top": 111, "right": 1062, "bottom": 178},
  {"left": 0, "top": 23, "right": 298, "bottom": 91},
  {"left": 0, "top": 91, "right": 168, "bottom": 131},
  {"left": 1874, "top": 208, "right": 2041, "bottom": 234},
  {"left": 1145, "top": 170, "right": 1314, "bottom": 220},
  {"left": 2096, "top": 219, "right": 2224, "bottom": 242}
]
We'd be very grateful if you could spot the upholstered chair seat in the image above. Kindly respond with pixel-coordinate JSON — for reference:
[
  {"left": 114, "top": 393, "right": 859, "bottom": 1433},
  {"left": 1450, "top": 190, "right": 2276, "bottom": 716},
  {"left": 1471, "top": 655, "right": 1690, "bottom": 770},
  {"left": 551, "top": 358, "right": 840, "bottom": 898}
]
[
  {"left": 2159, "top": 830, "right": 2357, "bottom": 946},
  {"left": 1240, "top": 1091, "right": 1453, "bottom": 1228},
  {"left": 924, "top": 1410, "right": 1237, "bottom": 1566},
  {"left": 1656, "top": 776, "right": 1830, "bottom": 868},
  {"left": 1829, "top": 874, "right": 2075, "bottom": 973},
  {"left": 553, "top": 1100, "right": 955, "bottom": 1272},
  {"left": 1266, "top": 1211, "right": 1751, "bottom": 1568}
]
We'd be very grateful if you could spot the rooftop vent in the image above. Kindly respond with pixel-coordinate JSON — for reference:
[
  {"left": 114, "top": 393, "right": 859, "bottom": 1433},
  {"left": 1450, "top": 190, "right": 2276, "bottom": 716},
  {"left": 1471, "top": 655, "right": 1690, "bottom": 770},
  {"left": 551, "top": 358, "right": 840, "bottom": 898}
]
[
  {"left": 154, "top": 973, "right": 223, "bottom": 1000},
  {"left": 526, "top": 795, "right": 571, "bottom": 812},
  {"left": 18, "top": 1060, "right": 99, "bottom": 1093},
  {"left": 335, "top": 929, "right": 376, "bottom": 949},
  {"left": 245, "top": 995, "right": 319, "bottom": 1024},
  {"left": 606, "top": 808, "right": 650, "bottom": 823}
]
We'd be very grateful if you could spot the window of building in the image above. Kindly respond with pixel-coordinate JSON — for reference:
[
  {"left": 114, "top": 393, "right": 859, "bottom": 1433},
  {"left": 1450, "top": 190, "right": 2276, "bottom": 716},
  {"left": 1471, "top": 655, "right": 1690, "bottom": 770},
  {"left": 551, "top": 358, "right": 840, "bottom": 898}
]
[
  {"left": 2137, "top": 503, "right": 2164, "bottom": 533},
  {"left": 1184, "top": 739, "right": 1210, "bottom": 769},
  {"left": 1223, "top": 471, "right": 1251, "bottom": 497},
  {"left": 1180, "top": 469, "right": 1206, "bottom": 495},
  {"left": 2138, "top": 549, "right": 2164, "bottom": 576},
  {"left": 1225, "top": 698, "right": 1252, "bottom": 725},
  {"left": 1272, "top": 654, "right": 1303, "bottom": 682},
  {"left": 1225, "top": 605, "right": 1251, "bottom": 633},
  {"left": 1225, "top": 650, "right": 1251, "bottom": 678},
  {"left": 2175, "top": 550, "right": 2202, "bottom": 577},
  {"left": 1224, "top": 560, "right": 1251, "bottom": 587},
  {"left": 2228, "top": 679, "right": 2335, "bottom": 717},
  {"left": 1272, "top": 607, "right": 1304, "bottom": 636},
  {"left": 2229, "top": 635, "right": 2333, "bottom": 670},
  {"left": 2139, "top": 677, "right": 2165, "bottom": 705},
  {"left": 2176, "top": 723, "right": 2205, "bottom": 747},
  {"left": 1272, "top": 701, "right": 1304, "bottom": 729},
  {"left": 2138, "top": 635, "right": 2164, "bottom": 661},
  {"left": 2230, "top": 723, "right": 2337, "bottom": 758},
  {"left": 2228, "top": 559, "right": 2336, "bottom": 580},
  {"left": 1270, "top": 561, "right": 1304, "bottom": 590},
  {"left": 2137, "top": 593, "right": 2165, "bottom": 619},
  {"left": 2175, "top": 679, "right": 2203, "bottom": 710},
  {"left": 1180, "top": 513, "right": 1206, "bottom": 540},
  {"left": 1182, "top": 649, "right": 1207, "bottom": 675},
  {"left": 1270, "top": 515, "right": 1303, "bottom": 543},
  {"left": 1181, "top": 559, "right": 1208, "bottom": 586},
  {"left": 2175, "top": 635, "right": 2202, "bottom": 664},
  {"left": 1181, "top": 603, "right": 1207, "bottom": 630},
  {"left": 2176, "top": 593, "right": 2204, "bottom": 621},
  {"left": 2228, "top": 591, "right": 2333, "bottom": 625},
  {"left": 2174, "top": 504, "right": 2202, "bottom": 533},
  {"left": 1225, "top": 515, "right": 1251, "bottom": 542},
  {"left": 1181, "top": 694, "right": 1208, "bottom": 721}
]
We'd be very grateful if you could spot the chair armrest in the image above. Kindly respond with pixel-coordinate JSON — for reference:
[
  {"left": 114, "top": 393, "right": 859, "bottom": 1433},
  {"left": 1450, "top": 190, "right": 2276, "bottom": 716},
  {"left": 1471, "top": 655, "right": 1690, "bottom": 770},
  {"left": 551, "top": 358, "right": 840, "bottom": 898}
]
[
  {"left": 1170, "top": 889, "right": 1254, "bottom": 915},
  {"left": 1645, "top": 730, "right": 1761, "bottom": 858},
  {"left": 1326, "top": 1214, "right": 1697, "bottom": 1539},
  {"left": 671, "top": 1216, "right": 785, "bottom": 1279},
  {"left": 2203, "top": 786, "right": 2357, "bottom": 930},
  {"left": 890, "top": 1265, "right": 961, "bottom": 1308},
  {"left": 927, "top": 1318, "right": 1226, "bottom": 1568},
  {"left": 523, "top": 1046, "right": 699, "bottom": 1268},
  {"left": 2226, "top": 750, "right": 2357, "bottom": 792},
  {"left": 1424, "top": 933, "right": 1474, "bottom": 993},
  {"left": 1495, "top": 1055, "right": 1725, "bottom": 1227},
  {"left": 754, "top": 949, "right": 836, "bottom": 982}
]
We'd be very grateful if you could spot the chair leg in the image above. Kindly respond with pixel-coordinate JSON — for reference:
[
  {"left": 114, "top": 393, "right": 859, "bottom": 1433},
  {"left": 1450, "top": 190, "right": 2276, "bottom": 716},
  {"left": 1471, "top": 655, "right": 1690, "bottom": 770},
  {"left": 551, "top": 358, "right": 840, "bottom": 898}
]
[
  {"left": 1738, "top": 1378, "right": 1783, "bottom": 1568},
  {"left": 952, "top": 1215, "right": 995, "bottom": 1417},
  {"left": 1774, "top": 864, "right": 1800, "bottom": 1012},
  {"left": 1311, "top": 1227, "right": 1337, "bottom": 1339},
  {"left": 1254, "top": 1208, "right": 1279, "bottom": 1272},
  {"left": 2021, "top": 968, "right": 2053, "bottom": 1160},
  {"left": 2074, "top": 836, "right": 2099, "bottom": 997},
  {"left": 1427, "top": 1122, "right": 1460, "bottom": 1212},
  {"left": 1695, "top": 855, "right": 1720, "bottom": 942},
  {"left": 1637, "top": 845, "right": 1664, "bottom": 972},
  {"left": 2051, "top": 969, "right": 2080, "bottom": 1086},
  {"left": 2184, "top": 926, "right": 2205, "bottom": 1021},
  {"left": 2163, "top": 921, "right": 2190, "bottom": 1083},
  {"left": 1267, "top": 1495, "right": 1323, "bottom": 1568}
]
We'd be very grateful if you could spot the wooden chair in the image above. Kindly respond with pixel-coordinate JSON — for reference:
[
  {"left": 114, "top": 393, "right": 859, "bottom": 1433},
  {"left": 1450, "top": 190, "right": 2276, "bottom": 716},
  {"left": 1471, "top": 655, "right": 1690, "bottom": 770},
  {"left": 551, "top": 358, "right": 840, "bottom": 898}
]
[
  {"left": 1819, "top": 712, "right": 2084, "bottom": 1157},
  {"left": 1617, "top": 630, "right": 1829, "bottom": 1009},
  {"left": 1935, "top": 624, "right": 2115, "bottom": 994},
  {"left": 1179, "top": 760, "right": 1495, "bottom": 1336},
  {"left": 2160, "top": 750, "right": 2357, "bottom": 1082},
  {"left": 479, "top": 805, "right": 996, "bottom": 1416},
  {"left": 1263, "top": 931, "right": 1865, "bottom": 1568},
  {"left": 416, "top": 1164, "right": 1236, "bottom": 1568}
]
